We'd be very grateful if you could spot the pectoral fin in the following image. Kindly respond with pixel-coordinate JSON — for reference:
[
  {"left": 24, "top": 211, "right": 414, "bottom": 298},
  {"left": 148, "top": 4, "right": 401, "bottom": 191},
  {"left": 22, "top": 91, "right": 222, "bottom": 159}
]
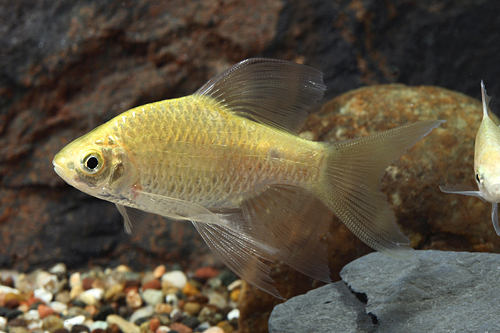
[
  {"left": 134, "top": 190, "right": 222, "bottom": 224},
  {"left": 439, "top": 184, "right": 485, "bottom": 202}
]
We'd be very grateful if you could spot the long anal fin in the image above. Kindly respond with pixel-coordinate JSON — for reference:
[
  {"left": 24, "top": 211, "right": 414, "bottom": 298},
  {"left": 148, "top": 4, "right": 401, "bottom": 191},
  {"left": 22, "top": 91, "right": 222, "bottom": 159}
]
[
  {"left": 191, "top": 220, "right": 282, "bottom": 299},
  {"left": 241, "top": 185, "right": 332, "bottom": 283}
]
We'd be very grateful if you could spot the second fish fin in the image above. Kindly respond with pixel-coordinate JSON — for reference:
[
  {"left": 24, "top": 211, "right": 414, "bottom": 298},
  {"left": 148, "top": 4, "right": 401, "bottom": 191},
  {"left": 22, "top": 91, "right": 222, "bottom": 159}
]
[{"left": 241, "top": 185, "right": 332, "bottom": 283}]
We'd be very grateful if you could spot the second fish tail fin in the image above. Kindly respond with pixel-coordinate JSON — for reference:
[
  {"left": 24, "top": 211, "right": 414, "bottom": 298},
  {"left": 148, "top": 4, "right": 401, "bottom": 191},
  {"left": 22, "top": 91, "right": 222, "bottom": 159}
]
[{"left": 313, "top": 120, "right": 445, "bottom": 258}]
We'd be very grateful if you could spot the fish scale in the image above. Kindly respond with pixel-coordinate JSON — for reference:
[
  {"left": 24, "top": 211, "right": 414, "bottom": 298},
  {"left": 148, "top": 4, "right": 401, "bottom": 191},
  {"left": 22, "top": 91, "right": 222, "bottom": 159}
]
[{"left": 109, "top": 95, "right": 321, "bottom": 208}]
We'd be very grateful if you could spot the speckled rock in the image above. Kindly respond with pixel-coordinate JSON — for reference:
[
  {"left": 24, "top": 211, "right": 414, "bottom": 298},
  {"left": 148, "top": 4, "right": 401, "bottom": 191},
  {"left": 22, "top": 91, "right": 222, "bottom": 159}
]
[{"left": 239, "top": 84, "right": 500, "bottom": 332}]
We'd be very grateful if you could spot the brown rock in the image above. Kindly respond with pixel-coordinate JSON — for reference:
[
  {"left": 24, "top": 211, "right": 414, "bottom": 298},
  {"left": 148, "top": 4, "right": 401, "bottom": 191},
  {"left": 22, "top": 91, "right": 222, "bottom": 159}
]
[
  {"left": 142, "top": 279, "right": 161, "bottom": 291},
  {"left": 239, "top": 84, "right": 500, "bottom": 332},
  {"left": 169, "top": 322, "right": 193, "bottom": 333},
  {"left": 154, "top": 303, "right": 173, "bottom": 315},
  {"left": 149, "top": 317, "right": 161, "bottom": 332},
  {"left": 194, "top": 267, "right": 220, "bottom": 281},
  {"left": 183, "top": 302, "right": 201, "bottom": 317}
]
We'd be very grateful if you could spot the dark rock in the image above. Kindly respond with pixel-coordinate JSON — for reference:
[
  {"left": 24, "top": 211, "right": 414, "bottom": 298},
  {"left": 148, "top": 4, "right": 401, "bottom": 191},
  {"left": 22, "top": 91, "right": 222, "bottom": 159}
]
[
  {"left": 6, "top": 317, "right": 27, "bottom": 327},
  {"left": 181, "top": 315, "right": 200, "bottom": 329},
  {"left": 6, "top": 309, "right": 24, "bottom": 321},
  {"left": 269, "top": 282, "right": 376, "bottom": 333},
  {"left": 71, "top": 324, "right": 90, "bottom": 333},
  {"left": 0, "top": 306, "right": 8, "bottom": 316},
  {"left": 270, "top": 251, "right": 500, "bottom": 332},
  {"left": 133, "top": 316, "right": 149, "bottom": 326},
  {"left": 92, "top": 304, "right": 115, "bottom": 322}
]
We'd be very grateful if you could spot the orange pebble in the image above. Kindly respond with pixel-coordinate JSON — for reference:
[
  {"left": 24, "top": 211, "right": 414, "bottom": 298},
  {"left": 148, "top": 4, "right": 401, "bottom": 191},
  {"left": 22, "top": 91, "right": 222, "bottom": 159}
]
[
  {"left": 38, "top": 304, "right": 58, "bottom": 318},
  {"left": 27, "top": 297, "right": 46, "bottom": 306},
  {"left": 230, "top": 289, "right": 241, "bottom": 302},
  {"left": 149, "top": 317, "right": 160, "bottom": 332},
  {"left": 182, "top": 282, "right": 200, "bottom": 296},
  {"left": 194, "top": 266, "right": 220, "bottom": 280}
]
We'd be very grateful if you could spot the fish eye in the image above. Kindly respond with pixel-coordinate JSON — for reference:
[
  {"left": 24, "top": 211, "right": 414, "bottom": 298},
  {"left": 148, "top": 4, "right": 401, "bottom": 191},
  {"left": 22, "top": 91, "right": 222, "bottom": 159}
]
[
  {"left": 476, "top": 173, "right": 484, "bottom": 184},
  {"left": 81, "top": 152, "right": 104, "bottom": 175}
]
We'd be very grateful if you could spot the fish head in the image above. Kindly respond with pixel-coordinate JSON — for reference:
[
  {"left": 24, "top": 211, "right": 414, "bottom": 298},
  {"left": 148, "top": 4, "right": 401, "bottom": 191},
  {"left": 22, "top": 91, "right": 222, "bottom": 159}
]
[
  {"left": 53, "top": 127, "right": 138, "bottom": 202},
  {"left": 476, "top": 164, "right": 500, "bottom": 202}
]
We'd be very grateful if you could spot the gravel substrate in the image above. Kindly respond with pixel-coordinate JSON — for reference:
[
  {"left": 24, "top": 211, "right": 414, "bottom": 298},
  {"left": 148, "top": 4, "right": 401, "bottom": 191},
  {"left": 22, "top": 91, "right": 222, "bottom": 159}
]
[{"left": 0, "top": 263, "right": 242, "bottom": 333}]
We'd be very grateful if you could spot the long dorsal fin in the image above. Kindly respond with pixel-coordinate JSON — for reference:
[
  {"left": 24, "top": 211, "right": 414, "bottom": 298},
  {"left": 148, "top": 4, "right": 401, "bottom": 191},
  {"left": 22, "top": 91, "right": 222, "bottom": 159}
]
[{"left": 195, "top": 58, "right": 326, "bottom": 133}]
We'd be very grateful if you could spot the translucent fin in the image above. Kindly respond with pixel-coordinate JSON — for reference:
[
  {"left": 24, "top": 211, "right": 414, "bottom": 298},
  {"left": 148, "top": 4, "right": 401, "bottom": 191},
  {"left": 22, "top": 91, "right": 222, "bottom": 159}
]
[
  {"left": 133, "top": 190, "right": 221, "bottom": 224},
  {"left": 241, "top": 185, "right": 332, "bottom": 283},
  {"left": 492, "top": 203, "right": 500, "bottom": 236},
  {"left": 131, "top": 190, "right": 283, "bottom": 297},
  {"left": 481, "top": 80, "right": 491, "bottom": 118},
  {"left": 314, "top": 120, "right": 445, "bottom": 257},
  {"left": 195, "top": 58, "right": 326, "bottom": 133},
  {"left": 439, "top": 184, "right": 485, "bottom": 202},
  {"left": 191, "top": 221, "right": 283, "bottom": 299},
  {"left": 115, "top": 204, "right": 158, "bottom": 235}
]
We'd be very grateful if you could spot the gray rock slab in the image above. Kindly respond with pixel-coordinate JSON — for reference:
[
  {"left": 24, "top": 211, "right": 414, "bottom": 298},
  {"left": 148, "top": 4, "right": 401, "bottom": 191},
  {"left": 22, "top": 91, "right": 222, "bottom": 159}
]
[
  {"left": 269, "top": 250, "right": 500, "bottom": 332},
  {"left": 269, "top": 280, "right": 376, "bottom": 333}
]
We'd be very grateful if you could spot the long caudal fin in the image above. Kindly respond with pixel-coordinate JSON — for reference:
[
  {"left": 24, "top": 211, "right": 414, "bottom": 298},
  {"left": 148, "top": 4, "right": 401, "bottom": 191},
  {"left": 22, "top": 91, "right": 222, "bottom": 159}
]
[{"left": 313, "top": 120, "right": 444, "bottom": 257}]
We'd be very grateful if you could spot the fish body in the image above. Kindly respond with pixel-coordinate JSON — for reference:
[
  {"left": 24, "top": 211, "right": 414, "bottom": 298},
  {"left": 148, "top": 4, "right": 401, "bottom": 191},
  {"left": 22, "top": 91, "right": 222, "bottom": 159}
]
[
  {"left": 54, "top": 58, "right": 443, "bottom": 298},
  {"left": 440, "top": 81, "right": 500, "bottom": 235}
]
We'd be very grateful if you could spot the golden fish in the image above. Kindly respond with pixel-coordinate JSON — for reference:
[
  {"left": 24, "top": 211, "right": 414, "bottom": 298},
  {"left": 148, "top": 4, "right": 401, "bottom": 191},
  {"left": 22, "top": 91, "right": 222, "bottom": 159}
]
[
  {"left": 440, "top": 81, "right": 500, "bottom": 235},
  {"left": 53, "top": 58, "right": 443, "bottom": 298}
]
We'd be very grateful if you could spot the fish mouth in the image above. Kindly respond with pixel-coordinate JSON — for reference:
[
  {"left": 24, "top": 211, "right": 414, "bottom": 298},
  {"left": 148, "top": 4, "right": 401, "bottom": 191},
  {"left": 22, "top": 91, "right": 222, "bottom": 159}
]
[{"left": 52, "top": 153, "right": 73, "bottom": 182}]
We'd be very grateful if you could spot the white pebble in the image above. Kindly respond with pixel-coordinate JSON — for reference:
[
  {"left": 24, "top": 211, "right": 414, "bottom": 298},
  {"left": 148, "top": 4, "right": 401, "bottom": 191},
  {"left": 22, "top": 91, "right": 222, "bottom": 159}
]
[
  {"left": 0, "top": 285, "right": 19, "bottom": 295},
  {"left": 161, "top": 271, "right": 187, "bottom": 289},
  {"left": 227, "top": 279, "right": 243, "bottom": 291},
  {"left": 0, "top": 316, "right": 6, "bottom": 330},
  {"left": 69, "top": 272, "right": 82, "bottom": 288},
  {"left": 64, "top": 315, "right": 86, "bottom": 330},
  {"left": 165, "top": 293, "right": 179, "bottom": 307},
  {"left": 142, "top": 289, "right": 164, "bottom": 306},
  {"left": 208, "top": 292, "right": 227, "bottom": 309},
  {"left": 49, "top": 263, "right": 67, "bottom": 275},
  {"left": 36, "top": 271, "right": 60, "bottom": 293},
  {"left": 156, "top": 326, "right": 171, "bottom": 332},
  {"left": 23, "top": 309, "right": 40, "bottom": 321},
  {"left": 79, "top": 288, "right": 104, "bottom": 305},
  {"left": 90, "top": 320, "right": 109, "bottom": 331},
  {"left": 227, "top": 308, "right": 240, "bottom": 320},
  {"left": 27, "top": 320, "right": 42, "bottom": 331},
  {"left": 129, "top": 305, "right": 154, "bottom": 324},
  {"left": 49, "top": 301, "right": 68, "bottom": 313},
  {"left": 34, "top": 288, "right": 53, "bottom": 303}
]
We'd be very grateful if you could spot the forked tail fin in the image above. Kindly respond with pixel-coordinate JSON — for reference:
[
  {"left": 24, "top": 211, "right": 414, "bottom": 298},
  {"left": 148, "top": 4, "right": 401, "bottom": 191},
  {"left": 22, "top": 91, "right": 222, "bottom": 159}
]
[{"left": 313, "top": 120, "right": 444, "bottom": 257}]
